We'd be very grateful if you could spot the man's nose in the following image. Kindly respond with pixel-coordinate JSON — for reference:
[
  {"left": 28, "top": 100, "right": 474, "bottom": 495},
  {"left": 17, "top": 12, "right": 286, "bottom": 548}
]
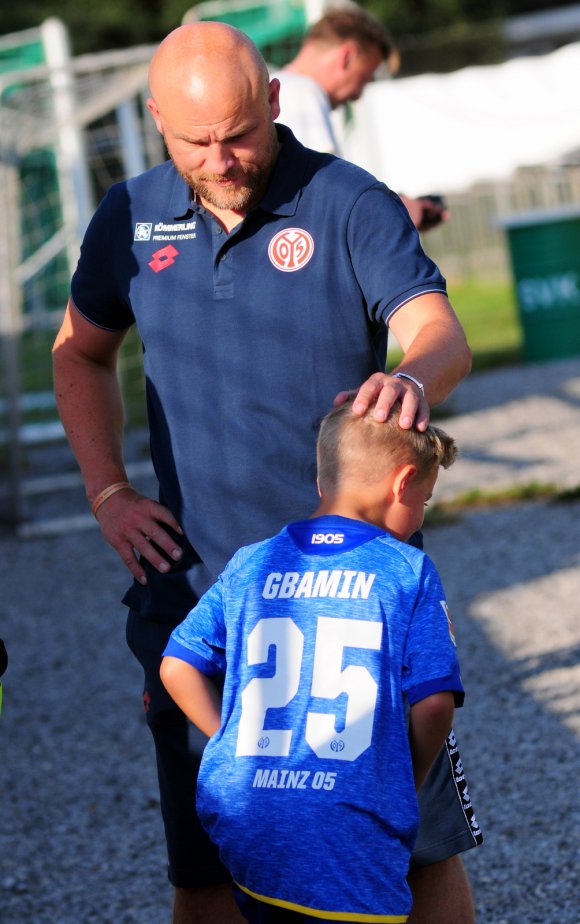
[{"left": 204, "top": 143, "right": 236, "bottom": 174}]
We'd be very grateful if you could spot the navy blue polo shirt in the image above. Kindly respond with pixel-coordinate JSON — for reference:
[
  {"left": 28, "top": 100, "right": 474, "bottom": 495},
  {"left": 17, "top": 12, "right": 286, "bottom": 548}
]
[{"left": 71, "top": 126, "right": 446, "bottom": 618}]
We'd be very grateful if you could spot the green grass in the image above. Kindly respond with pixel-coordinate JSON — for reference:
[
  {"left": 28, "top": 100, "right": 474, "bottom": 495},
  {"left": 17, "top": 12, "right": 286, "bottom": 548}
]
[
  {"left": 388, "top": 276, "right": 523, "bottom": 371},
  {"left": 424, "top": 480, "right": 580, "bottom": 527},
  {"left": 448, "top": 277, "right": 523, "bottom": 370}
]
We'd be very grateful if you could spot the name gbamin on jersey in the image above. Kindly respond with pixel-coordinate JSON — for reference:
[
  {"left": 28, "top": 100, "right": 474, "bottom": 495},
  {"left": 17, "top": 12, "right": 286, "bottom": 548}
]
[{"left": 262, "top": 570, "right": 376, "bottom": 600}]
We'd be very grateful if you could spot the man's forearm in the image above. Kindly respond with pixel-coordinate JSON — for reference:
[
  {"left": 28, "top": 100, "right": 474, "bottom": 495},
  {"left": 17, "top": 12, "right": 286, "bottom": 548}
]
[
  {"left": 53, "top": 304, "right": 184, "bottom": 580},
  {"left": 393, "top": 322, "right": 471, "bottom": 407},
  {"left": 389, "top": 295, "right": 472, "bottom": 407},
  {"left": 53, "top": 348, "right": 127, "bottom": 501},
  {"left": 52, "top": 302, "right": 129, "bottom": 501}
]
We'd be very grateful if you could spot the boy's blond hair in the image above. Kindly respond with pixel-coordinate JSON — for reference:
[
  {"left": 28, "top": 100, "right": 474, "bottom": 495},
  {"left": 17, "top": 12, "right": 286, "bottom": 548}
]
[{"left": 317, "top": 397, "right": 457, "bottom": 493}]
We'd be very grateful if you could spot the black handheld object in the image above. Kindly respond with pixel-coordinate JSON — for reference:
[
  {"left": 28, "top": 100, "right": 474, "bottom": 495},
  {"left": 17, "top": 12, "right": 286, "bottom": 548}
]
[
  {"left": 420, "top": 194, "right": 446, "bottom": 208},
  {"left": 0, "top": 638, "right": 7, "bottom": 678},
  {"left": 417, "top": 193, "right": 448, "bottom": 231}
]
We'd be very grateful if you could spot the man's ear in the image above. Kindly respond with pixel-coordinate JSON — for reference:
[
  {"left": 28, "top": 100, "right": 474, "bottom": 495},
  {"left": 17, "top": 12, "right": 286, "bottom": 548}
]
[
  {"left": 269, "top": 77, "right": 281, "bottom": 121},
  {"left": 336, "top": 41, "right": 357, "bottom": 72},
  {"left": 146, "top": 97, "right": 163, "bottom": 135},
  {"left": 392, "top": 463, "right": 418, "bottom": 501}
]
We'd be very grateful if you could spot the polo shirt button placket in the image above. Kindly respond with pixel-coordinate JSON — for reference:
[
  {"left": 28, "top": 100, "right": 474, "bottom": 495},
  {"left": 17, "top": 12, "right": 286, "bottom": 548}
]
[{"left": 214, "top": 240, "right": 233, "bottom": 297}]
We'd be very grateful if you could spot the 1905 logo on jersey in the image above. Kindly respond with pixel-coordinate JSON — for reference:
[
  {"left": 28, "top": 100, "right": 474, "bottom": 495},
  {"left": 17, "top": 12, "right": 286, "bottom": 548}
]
[
  {"left": 268, "top": 228, "right": 314, "bottom": 272},
  {"left": 311, "top": 533, "right": 344, "bottom": 545}
]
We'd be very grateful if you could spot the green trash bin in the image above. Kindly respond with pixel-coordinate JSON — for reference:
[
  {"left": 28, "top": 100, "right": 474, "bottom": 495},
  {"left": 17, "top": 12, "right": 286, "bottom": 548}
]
[{"left": 501, "top": 205, "right": 580, "bottom": 362}]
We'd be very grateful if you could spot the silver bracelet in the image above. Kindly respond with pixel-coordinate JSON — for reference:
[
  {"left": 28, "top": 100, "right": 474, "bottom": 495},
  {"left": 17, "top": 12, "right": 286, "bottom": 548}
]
[{"left": 392, "top": 372, "right": 425, "bottom": 396}]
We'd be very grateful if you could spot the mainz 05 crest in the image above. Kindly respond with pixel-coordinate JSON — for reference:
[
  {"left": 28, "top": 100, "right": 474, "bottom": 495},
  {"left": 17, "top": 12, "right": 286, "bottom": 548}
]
[{"left": 268, "top": 228, "right": 314, "bottom": 272}]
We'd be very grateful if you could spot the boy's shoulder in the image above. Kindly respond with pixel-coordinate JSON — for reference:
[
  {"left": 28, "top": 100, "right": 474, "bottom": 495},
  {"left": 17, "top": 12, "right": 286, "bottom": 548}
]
[
  {"left": 371, "top": 531, "right": 437, "bottom": 584},
  {"left": 220, "top": 517, "right": 439, "bottom": 585}
]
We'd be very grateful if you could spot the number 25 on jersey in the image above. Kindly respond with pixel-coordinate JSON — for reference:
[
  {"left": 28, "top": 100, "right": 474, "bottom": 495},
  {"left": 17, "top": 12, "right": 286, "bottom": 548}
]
[{"left": 236, "top": 615, "right": 382, "bottom": 762}]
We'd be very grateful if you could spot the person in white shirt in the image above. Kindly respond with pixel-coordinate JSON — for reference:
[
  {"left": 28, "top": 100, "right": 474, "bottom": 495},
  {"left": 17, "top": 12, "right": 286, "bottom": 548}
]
[{"left": 275, "top": 5, "right": 448, "bottom": 231}]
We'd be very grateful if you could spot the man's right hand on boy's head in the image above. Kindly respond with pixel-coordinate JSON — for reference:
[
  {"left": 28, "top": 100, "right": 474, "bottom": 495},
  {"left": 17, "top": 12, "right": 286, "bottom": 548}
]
[{"left": 335, "top": 372, "right": 430, "bottom": 430}]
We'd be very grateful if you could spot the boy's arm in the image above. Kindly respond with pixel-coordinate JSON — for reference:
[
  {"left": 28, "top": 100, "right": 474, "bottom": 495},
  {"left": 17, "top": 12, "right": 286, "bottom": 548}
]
[
  {"left": 160, "top": 656, "right": 222, "bottom": 738},
  {"left": 409, "top": 692, "right": 455, "bottom": 791}
]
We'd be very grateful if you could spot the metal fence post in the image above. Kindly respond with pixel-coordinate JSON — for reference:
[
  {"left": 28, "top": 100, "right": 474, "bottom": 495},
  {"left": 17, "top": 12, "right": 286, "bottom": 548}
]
[{"left": 0, "top": 159, "right": 24, "bottom": 524}]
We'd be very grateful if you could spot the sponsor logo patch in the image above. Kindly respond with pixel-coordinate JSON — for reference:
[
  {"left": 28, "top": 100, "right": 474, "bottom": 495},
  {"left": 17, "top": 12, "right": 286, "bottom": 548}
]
[
  {"left": 134, "top": 222, "right": 152, "bottom": 241},
  {"left": 441, "top": 600, "right": 457, "bottom": 645},
  {"left": 135, "top": 220, "right": 197, "bottom": 243},
  {"left": 268, "top": 228, "right": 314, "bottom": 272}
]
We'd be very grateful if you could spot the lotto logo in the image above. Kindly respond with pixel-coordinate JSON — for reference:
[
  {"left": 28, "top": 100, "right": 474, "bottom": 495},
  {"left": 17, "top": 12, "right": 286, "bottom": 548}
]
[
  {"left": 268, "top": 228, "right": 314, "bottom": 272},
  {"left": 148, "top": 245, "right": 179, "bottom": 273},
  {"left": 311, "top": 533, "right": 344, "bottom": 545}
]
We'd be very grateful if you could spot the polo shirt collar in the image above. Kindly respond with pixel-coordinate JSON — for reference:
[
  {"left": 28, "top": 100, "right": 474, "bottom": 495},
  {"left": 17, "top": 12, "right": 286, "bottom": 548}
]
[
  {"left": 167, "top": 170, "right": 195, "bottom": 221},
  {"left": 165, "top": 123, "right": 311, "bottom": 222},
  {"left": 257, "top": 124, "right": 312, "bottom": 218}
]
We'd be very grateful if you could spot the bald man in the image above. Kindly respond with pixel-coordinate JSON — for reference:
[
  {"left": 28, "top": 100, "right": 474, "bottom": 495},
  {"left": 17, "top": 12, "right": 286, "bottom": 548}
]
[
  {"left": 147, "top": 23, "right": 280, "bottom": 227},
  {"left": 53, "top": 22, "right": 476, "bottom": 924}
]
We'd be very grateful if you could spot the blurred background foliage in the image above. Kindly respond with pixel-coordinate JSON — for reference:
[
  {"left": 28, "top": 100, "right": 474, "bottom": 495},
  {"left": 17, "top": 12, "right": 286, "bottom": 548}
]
[{"left": 0, "top": 1, "right": 577, "bottom": 73}]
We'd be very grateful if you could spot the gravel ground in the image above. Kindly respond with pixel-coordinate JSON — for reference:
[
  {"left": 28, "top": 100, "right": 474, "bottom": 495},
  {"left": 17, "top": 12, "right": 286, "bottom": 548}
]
[{"left": 1, "top": 357, "right": 579, "bottom": 923}]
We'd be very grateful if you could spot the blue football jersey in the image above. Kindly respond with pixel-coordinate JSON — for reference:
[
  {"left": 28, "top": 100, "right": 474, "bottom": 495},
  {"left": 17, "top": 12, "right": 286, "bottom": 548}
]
[{"left": 164, "top": 515, "right": 464, "bottom": 921}]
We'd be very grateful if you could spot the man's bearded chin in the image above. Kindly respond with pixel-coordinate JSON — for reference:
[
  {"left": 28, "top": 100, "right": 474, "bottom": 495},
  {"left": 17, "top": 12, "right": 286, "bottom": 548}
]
[
  {"left": 190, "top": 170, "right": 264, "bottom": 211},
  {"left": 171, "top": 125, "right": 280, "bottom": 211}
]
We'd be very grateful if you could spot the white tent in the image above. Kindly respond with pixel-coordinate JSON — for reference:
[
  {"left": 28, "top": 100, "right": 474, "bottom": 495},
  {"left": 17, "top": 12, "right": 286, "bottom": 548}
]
[{"left": 341, "top": 41, "right": 580, "bottom": 195}]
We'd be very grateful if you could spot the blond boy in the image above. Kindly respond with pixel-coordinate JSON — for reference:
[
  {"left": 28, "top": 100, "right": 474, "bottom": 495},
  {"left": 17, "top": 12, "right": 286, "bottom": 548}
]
[{"left": 161, "top": 399, "right": 465, "bottom": 923}]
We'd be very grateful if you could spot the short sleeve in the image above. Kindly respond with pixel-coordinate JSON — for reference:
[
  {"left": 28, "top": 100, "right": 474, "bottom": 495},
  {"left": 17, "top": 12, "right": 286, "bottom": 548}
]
[
  {"left": 164, "top": 576, "right": 227, "bottom": 676},
  {"left": 402, "top": 556, "right": 464, "bottom": 706},
  {"left": 70, "top": 184, "right": 136, "bottom": 331},
  {"left": 347, "top": 185, "right": 447, "bottom": 326}
]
